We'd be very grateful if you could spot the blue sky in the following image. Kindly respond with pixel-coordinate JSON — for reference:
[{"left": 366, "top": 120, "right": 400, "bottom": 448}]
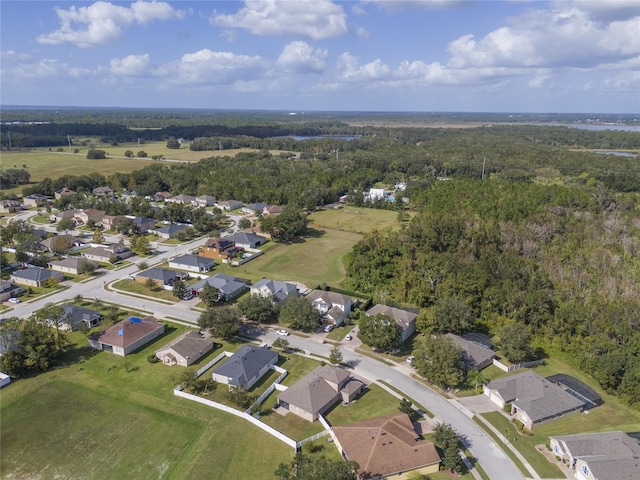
[{"left": 1, "top": 0, "right": 639, "bottom": 113}]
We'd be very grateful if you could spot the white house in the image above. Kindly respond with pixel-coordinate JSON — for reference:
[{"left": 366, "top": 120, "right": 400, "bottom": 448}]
[{"left": 306, "top": 290, "right": 353, "bottom": 326}]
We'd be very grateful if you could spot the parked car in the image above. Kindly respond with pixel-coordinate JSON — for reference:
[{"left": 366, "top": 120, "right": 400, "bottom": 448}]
[
  {"left": 8, "top": 297, "right": 20, "bottom": 304},
  {"left": 182, "top": 292, "right": 194, "bottom": 301},
  {"left": 258, "top": 342, "right": 270, "bottom": 349},
  {"left": 406, "top": 356, "right": 415, "bottom": 364},
  {"left": 276, "top": 329, "right": 290, "bottom": 336},
  {"left": 323, "top": 324, "right": 334, "bottom": 333},
  {"left": 345, "top": 334, "right": 352, "bottom": 341}
]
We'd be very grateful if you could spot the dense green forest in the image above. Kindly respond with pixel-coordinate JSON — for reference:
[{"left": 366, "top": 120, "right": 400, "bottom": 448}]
[{"left": 3, "top": 111, "right": 640, "bottom": 407}]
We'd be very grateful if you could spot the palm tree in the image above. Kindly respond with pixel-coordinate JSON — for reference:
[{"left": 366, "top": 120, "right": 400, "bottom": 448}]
[{"left": 467, "top": 369, "right": 486, "bottom": 393}]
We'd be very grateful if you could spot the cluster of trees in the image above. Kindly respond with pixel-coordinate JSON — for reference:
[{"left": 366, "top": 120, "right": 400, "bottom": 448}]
[
  {"left": 274, "top": 453, "right": 358, "bottom": 480},
  {"left": 0, "top": 168, "right": 30, "bottom": 188}
]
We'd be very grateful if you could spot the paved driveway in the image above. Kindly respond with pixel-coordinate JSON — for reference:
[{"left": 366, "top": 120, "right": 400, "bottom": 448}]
[{"left": 456, "top": 393, "right": 499, "bottom": 414}]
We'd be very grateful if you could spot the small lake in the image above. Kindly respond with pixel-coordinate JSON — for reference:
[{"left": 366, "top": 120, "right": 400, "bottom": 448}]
[
  {"left": 593, "top": 151, "right": 638, "bottom": 157},
  {"left": 569, "top": 124, "right": 640, "bottom": 133},
  {"left": 281, "top": 135, "right": 360, "bottom": 141}
]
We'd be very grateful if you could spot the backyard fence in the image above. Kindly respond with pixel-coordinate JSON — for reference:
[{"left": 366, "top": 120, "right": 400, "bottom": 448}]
[
  {"left": 492, "top": 358, "right": 544, "bottom": 372},
  {"left": 194, "top": 351, "right": 229, "bottom": 378}
]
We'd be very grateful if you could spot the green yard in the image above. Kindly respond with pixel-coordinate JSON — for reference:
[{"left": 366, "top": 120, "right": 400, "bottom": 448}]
[{"left": 308, "top": 208, "right": 404, "bottom": 235}]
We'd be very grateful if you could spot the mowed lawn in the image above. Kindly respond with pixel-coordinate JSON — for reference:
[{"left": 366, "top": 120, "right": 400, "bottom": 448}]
[
  {"left": 308, "top": 208, "right": 403, "bottom": 235},
  {"left": 0, "top": 326, "right": 293, "bottom": 480}
]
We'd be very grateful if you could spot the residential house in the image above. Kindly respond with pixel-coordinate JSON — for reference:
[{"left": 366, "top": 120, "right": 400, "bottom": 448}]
[
  {"left": 39, "top": 234, "right": 82, "bottom": 253},
  {"left": 51, "top": 304, "right": 101, "bottom": 331},
  {"left": 212, "top": 345, "right": 278, "bottom": 390},
  {"left": 100, "top": 215, "right": 127, "bottom": 231},
  {"left": 445, "top": 333, "right": 496, "bottom": 371},
  {"left": 277, "top": 365, "right": 364, "bottom": 422},
  {"left": 135, "top": 267, "right": 188, "bottom": 288},
  {"left": 484, "top": 371, "right": 585, "bottom": 430},
  {"left": 22, "top": 194, "right": 49, "bottom": 207},
  {"left": 88, "top": 316, "right": 165, "bottom": 356},
  {"left": 306, "top": 290, "right": 353, "bottom": 327},
  {"left": 74, "top": 209, "right": 105, "bottom": 225},
  {"left": 332, "top": 413, "right": 441, "bottom": 479},
  {"left": 242, "top": 202, "right": 267, "bottom": 215},
  {"left": 168, "top": 254, "right": 215, "bottom": 273},
  {"left": 190, "top": 273, "right": 248, "bottom": 301},
  {"left": 225, "top": 231, "right": 267, "bottom": 249},
  {"left": 549, "top": 431, "right": 640, "bottom": 480},
  {"left": 155, "top": 223, "right": 188, "bottom": 239},
  {"left": 364, "top": 188, "right": 386, "bottom": 202},
  {"left": 92, "top": 186, "right": 114, "bottom": 197},
  {"left": 52, "top": 209, "right": 80, "bottom": 223},
  {"left": 194, "top": 195, "right": 216, "bottom": 207},
  {"left": 216, "top": 200, "right": 244, "bottom": 211},
  {"left": 250, "top": 278, "right": 298, "bottom": 304},
  {"left": 365, "top": 304, "right": 418, "bottom": 342},
  {"left": 262, "top": 205, "right": 284, "bottom": 216},
  {"left": 130, "top": 216, "right": 155, "bottom": 233},
  {"left": 10, "top": 267, "right": 65, "bottom": 287},
  {"left": 0, "top": 199, "right": 22, "bottom": 213},
  {"left": 0, "top": 279, "right": 23, "bottom": 302},
  {"left": 155, "top": 331, "right": 215, "bottom": 366},
  {"left": 54, "top": 187, "right": 76, "bottom": 199},
  {"left": 199, "top": 237, "right": 244, "bottom": 261},
  {"left": 153, "top": 191, "right": 172, "bottom": 202},
  {"left": 166, "top": 194, "right": 196, "bottom": 205},
  {"left": 82, "top": 244, "right": 132, "bottom": 263},
  {"left": 0, "top": 372, "right": 10, "bottom": 388},
  {"left": 48, "top": 257, "right": 97, "bottom": 275}
]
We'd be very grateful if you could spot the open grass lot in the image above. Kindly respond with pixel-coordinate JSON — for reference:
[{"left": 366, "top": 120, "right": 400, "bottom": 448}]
[
  {"left": 111, "top": 279, "right": 177, "bottom": 303},
  {"left": 0, "top": 325, "right": 293, "bottom": 480},
  {"left": 308, "top": 207, "right": 403, "bottom": 235}
]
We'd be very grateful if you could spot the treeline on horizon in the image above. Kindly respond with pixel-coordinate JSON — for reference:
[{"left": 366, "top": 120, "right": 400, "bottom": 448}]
[{"left": 2, "top": 112, "right": 640, "bottom": 407}]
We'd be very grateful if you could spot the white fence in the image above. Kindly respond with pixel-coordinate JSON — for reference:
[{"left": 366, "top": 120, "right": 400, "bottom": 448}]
[
  {"left": 296, "top": 429, "right": 330, "bottom": 449},
  {"left": 492, "top": 358, "right": 544, "bottom": 372},
  {"left": 194, "top": 351, "right": 229, "bottom": 378},
  {"left": 174, "top": 388, "right": 298, "bottom": 450},
  {"left": 252, "top": 366, "right": 288, "bottom": 409}
]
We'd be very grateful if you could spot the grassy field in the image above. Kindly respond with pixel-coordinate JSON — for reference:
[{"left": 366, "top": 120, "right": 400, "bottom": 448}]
[
  {"left": 0, "top": 326, "right": 293, "bottom": 480},
  {"left": 308, "top": 208, "right": 403, "bottom": 235}
]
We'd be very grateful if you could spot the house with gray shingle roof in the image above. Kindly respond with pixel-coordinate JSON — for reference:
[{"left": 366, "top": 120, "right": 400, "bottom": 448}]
[
  {"left": 306, "top": 290, "right": 353, "bottom": 327},
  {"left": 242, "top": 202, "right": 268, "bottom": 215},
  {"left": 155, "top": 331, "right": 215, "bottom": 366},
  {"left": 135, "top": 267, "right": 188, "bottom": 288},
  {"left": 53, "top": 304, "right": 101, "bottom": 331},
  {"left": 48, "top": 257, "right": 97, "bottom": 275},
  {"left": 166, "top": 194, "right": 196, "bottom": 205},
  {"left": 212, "top": 345, "right": 278, "bottom": 389},
  {"left": 155, "top": 223, "right": 188, "bottom": 239},
  {"left": 10, "top": 267, "right": 65, "bottom": 287},
  {"left": 250, "top": 278, "right": 299, "bottom": 303},
  {"left": 191, "top": 273, "right": 248, "bottom": 301},
  {"left": 277, "top": 365, "right": 364, "bottom": 422},
  {"left": 226, "top": 231, "right": 267, "bottom": 249},
  {"left": 445, "top": 333, "right": 496, "bottom": 371},
  {"left": 484, "top": 371, "right": 585, "bottom": 430},
  {"left": 168, "top": 254, "right": 215, "bottom": 273},
  {"left": 549, "top": 431, "right": 640, "bottom": 480},
  {"left": 365, "top": 304, "right": 418, "bottom": 342}
]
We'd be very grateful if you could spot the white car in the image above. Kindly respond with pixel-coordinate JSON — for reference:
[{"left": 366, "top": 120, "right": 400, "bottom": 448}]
[
  {"left": 345, "top": 334, "right": 352, "bottom": 341},
  {"left": 258, "top": 342, "right": 270, "bottom": 349},
  {"left": 406, "top": 356, "right": 415, "bottom": 364},
  {"left": 323, "top": 324, "right": 334, "bottom": 333},
  {"left": 8, "top": 297, "right": 21, "bottom": 304},
  {"left": 276, "top": 329, "right": 290, "bottom": 336}
]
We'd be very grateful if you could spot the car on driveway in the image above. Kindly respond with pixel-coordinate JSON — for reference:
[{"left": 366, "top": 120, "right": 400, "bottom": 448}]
[
  {"left": 276, "top": 329, "right": 290, "bottom": 336},
  {"left": 406, "top": 355, "right": 415, "bottom": 364},
  {"left": 345, "top": 334, "right": 352, "bottom": 341},
  {"left": 8, "top": 297, "right": 20, "bottom": 304},
  {"left": 323, "top": 324, "right": 334, "bottom": 333},
  {"left": 258, "top": 342, "right": 270, "bottom": 349}
]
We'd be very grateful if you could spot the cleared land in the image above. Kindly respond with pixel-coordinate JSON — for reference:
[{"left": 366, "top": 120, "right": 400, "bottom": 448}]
[{"left": 308, "top": 208, "right": 403, "bottom": 235}]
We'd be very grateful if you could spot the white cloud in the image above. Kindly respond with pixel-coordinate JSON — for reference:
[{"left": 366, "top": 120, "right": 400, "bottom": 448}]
[
  {"left": 110, "top": 54, "right": 152, "bottom": 76},
  {"left": 37, "top": 1, "right": 187, "bottom": 47},
  {"left": 277, "top": 41, "right": 328, "bottom": 73},
  {"left": 210, "top": 0, "right": 348, "bottom": 40},
  {"left": 360, "top": 0, "right": 471, "bottom": 12},
  {"left": 169, "top": 49, "right": 267, "bottom": 85},
  {"left": 603, "top": 70, "right": 640, "bottom": 91},
  {"left": 1, "top": 57, "right": 93, "bottom": 80}
]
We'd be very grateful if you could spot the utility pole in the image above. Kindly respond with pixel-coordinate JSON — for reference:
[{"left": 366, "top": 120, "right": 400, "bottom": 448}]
[
  {"left": 482, "top": 157, "right": 486, "bottom": 180},
  {"left": 7, "top": 131, "right": 11, "bottom": 150},
  {"left": 67, "top": 134, "right": 71, "bottom": 148}
]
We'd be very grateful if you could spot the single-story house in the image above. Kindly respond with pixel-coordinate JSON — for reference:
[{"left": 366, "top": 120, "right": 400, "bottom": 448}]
[
  {"left": 39, "top": 234, "right": 83, "bottom": 253},
  {"left": 51, "top": 209, "right": 80, "bottom": 223},
  {"left": 445, "top": 333, "right": 496, "bottom": 371},
  {"left": 277, "top": 365, "right": 364, "bottom": 422},
  {"left": 194, "top": 195, "right": 216, "bottom": 207},
  {"left": 54, "top": 187, "right": 76, "bottom": 199},
  {"left": 199, "top": 237, "right": 244, "bottom": 261},
  {"left": 0, "top": 199, "right": 22, "bottom": 213},
  {"left": 166, "top": 194, "right": 196, "bottom": 205},
  {"left": 155, "top": 223, "right": 188, "bottom": 239},
  {"left": 332, "top": 413, "right": 441, "bottom": 479},
  {"left": 216, "top": 199, "right": 244, "bottom": 211},
  {"left": 241, "top": 202, "right": 267, "bottom": 215},
  {"left": 153, "top": 191, "right": 172, "bottom": 202},
  {"left": 306, "top": 290, "right": 353, "bottom": 326},
  {"left": 74, "top": 209, "right": 105, "bottom": 225},
  {"left": 0, "top": 279, "right": 23, "bottom": 302},
  {"left": 365, "top": 304, "right": 418, "bottom": 342},
  {"left": 262, "top": 205, "right": 284, "bottom": 216},
  {"left": 212, "top": 345, "right": 278, "bottom": 390},
  {"left": 22, "top": 194, "right": 49, "bottom": 207},
  {"left": 88, "top": 316, "right": 165, "bottom": 356},
  {"left": 225, "top": 231, "right": 267, "bottom": 249},
  {"left": 484, "top": 371, "right": 585, "bottom": 430},
  {"left": 92, "top": 186, "right": 114, "bottom": 197},
  {"left": 82, "top": 244, "right": 132, "bottom": 263},
  {"left": 155, "top": 331, "right": 215, "bottom": 366},
  {"left": 190, "top": 273, "right": 248, "bottom": 301},
  {"left": 0, "top": 372, "right": 10, "bottom": 388},
  {"left": 54, "top": 304, "right": 101, "bottom": 331},
  {"left": 48, "top": 257, "right": 98, "bottom": 275},
  {"left": 100, "top": 215, "right": 127, "bottom": 230},
  {"left": 250, "top": 278, "right": 298, "bottom": 303},
  {"left": 135, "top": 267, "right": 188, "bottom": 288},
  {"left": 168, "top": 254, "right": 215, "bottom": 273},
  {"left": 549, "top": 431, "right": 640, "bottom": 480},
  {"left": 10, "top": 267, "right": 65, "bottom": 287},
  {"left": 130, "top": 216, "right": 155, "bottom": 233}
]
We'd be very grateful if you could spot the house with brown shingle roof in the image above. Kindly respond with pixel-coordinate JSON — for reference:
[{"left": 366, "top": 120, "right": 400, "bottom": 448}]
[
  {"left": 365, "top": 304, "right": 418, "bottom": 342},
  {"left": 155, "top": 331, "right": 215, "bottom": 366},
  {"left": 88, "top": 316, "right": 165, "bottom": 356},
  {"left": 445, "top": 333, "right": 496, "bottom": 371},
  {"left": 276, "top": 365, "right": 364, "bottom": 422},
  {"left": 332, "top": 413, "right": 441, "bottom": 479}
]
